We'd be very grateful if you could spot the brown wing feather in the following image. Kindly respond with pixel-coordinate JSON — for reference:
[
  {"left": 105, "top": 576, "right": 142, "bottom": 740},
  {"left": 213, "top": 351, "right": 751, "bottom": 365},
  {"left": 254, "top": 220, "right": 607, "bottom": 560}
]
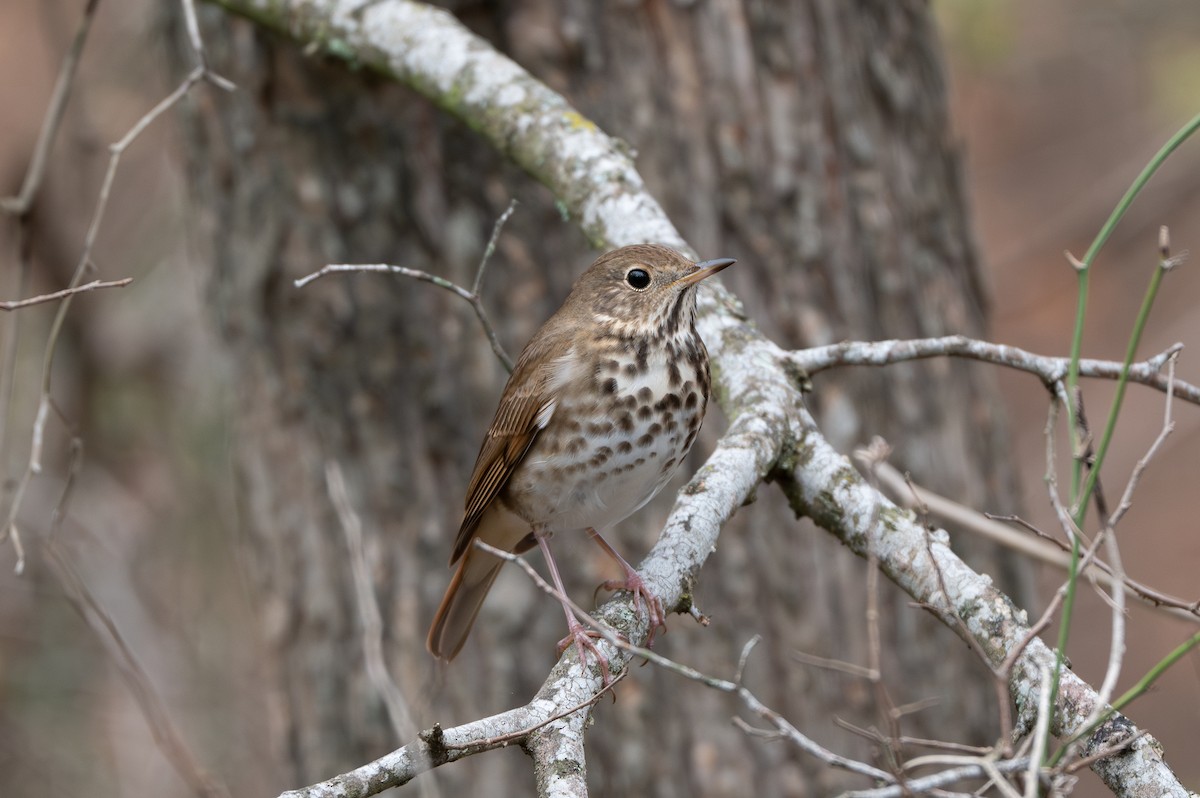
[{"left": 449, "top": 334, "right": 565, "bottom": 564}]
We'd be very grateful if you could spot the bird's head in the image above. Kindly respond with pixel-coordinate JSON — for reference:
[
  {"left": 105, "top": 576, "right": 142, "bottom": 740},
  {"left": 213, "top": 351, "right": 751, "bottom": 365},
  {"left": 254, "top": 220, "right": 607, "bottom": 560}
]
[{"left": 565, "top": 244, "right": 735, "bottom": 340}]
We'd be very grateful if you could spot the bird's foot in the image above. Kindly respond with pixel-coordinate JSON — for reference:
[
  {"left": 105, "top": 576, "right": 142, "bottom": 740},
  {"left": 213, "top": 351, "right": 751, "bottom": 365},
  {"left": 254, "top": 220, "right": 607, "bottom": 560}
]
[
  {"left": 555, "top": 618, "right": 613, "bottom": 685},
  {"left": 599, "top": 568, "right": 667, "bottom": 646}
]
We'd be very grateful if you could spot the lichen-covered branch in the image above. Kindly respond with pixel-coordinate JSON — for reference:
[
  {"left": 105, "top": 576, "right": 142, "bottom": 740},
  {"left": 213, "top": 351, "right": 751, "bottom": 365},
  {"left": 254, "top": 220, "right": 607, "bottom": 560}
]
[
  {"left": 791, "top": 336, "right": 1197, "bottom": 405},
  {"left": 210, "top": 0, "right": 685, "bottom": 255},
  {"left": 775, "top": 411, "right": 1188, "bottom": 797},
  {"left": 203, "top": 2, "right": 1190, "bottom": 797},
  {"left": 277, "top": 701, "right": 581, "bottom": 798}
]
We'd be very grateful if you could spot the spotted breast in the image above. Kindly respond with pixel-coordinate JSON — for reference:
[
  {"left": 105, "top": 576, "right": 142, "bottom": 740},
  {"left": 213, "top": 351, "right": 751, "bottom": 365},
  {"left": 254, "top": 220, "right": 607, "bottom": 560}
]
[{"left": 501, "top": 330, "right": 711, "bottom": 533}]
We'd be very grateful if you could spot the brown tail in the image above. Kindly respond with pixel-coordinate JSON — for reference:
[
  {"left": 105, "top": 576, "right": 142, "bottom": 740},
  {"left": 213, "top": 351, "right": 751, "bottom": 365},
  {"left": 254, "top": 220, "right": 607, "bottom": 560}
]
[
  {"left": 426, "top": 546, "right": 506, "bottom": 660},
  {"left": 428, "top": 503, "right": 532, "bottom": 660}
]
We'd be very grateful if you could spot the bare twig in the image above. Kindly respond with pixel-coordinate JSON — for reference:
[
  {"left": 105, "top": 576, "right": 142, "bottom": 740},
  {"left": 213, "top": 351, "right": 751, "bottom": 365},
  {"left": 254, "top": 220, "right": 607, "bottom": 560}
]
[
  {"left": 473, "top": 199, "right": 517, "bottom": 295},
  {"left": 175, "top": 0, "right": 235, "bottom": 89},
  {"left": 1090, "top": 517, "right": 1127, "bottom": 716},
  {"left": 1110, "top": 353, "right": 1177, "bottom": 527},
  {"left": 840, "top": 756, "right": 1030, "bottom": 798},
  {"left": 0, "top": 223, "right": 33, "bottom": 464},
  {"left": 295, "top": 201, "right": 518, "bottom": 371},
  {"left": 1063, "top": 730, "right": 1146, "bottom": 774},
  {"left": 43, "top": 540, "right": 230, "bottom": 798},
  {"left": 0, "top": 0, "right": 103, "bottom": 574},
  {"left": 471, "top": 540, "right": 893, "bottom": 783},
  {"left": 1024, "top": 665, "right": 1052, "bottom": 798},
  {"left": 915, "top": 531, "right": 997, "bottom": 675},
  {"left": 874, "top": 461, "right": 1200, "bottom": 623},
  {"left": 791, "top": 650, "right": 876, "bottom": 680},
  {"left": 894, "top": 737, "right": 992, "bottom": 756},
  {"left": 3, "top": 66, "right": 210, "bottom": 570},
  {"left": 49, "top": 438, "right": 84, "bottom": 539},
  {"left": 6, "top": 523, "right": 25, "bottom": 576},
  {"left": 850, "top": 439, "right": 908, "bottom": 768},
  {"left": 0, "top": 277, "right": 133, "bottom": 311},
  {"left": 734, "top": 635, "right": 760, "bottom": 686},
  {"left": 1056, "top": 357, "right": 1178, "bottom": 769},
  {"left": 178, "top": 0, "right": 235, "bottom": 90},
  {"left": 296, "top": 265, "right": 515, "bottom": 371},
  {"left": 1072, "top": 386, "right": 1109, "bottom": 519},
  {"left": 0, "top": 0, "right": 101, "bottom": 215},
  {"left": 325, "top": 462, "right": 419, "bottom": 743},
  {"left": 788, "top": 336, "right": 1199, "bottom": 406}
]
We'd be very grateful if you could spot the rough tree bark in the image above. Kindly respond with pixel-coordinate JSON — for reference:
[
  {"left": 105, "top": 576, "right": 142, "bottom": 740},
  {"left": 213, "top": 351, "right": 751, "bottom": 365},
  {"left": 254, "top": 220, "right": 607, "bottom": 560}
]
[{"left": 178, "top": 1, "right": 1031, "bottom": 795}]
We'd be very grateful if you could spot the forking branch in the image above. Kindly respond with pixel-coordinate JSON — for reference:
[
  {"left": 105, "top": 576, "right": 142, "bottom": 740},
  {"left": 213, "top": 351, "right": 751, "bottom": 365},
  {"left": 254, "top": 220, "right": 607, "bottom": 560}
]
[{"left": 295, "top": 199, "right": 519, "bottom": 372}]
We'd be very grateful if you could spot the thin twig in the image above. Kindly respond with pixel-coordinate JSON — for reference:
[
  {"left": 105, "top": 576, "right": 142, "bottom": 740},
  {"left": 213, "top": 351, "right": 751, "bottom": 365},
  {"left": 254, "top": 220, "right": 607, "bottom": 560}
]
[
  {"left": 1063, "top": 730, "right": 1146, "bottom": 774},
  {"left": 6, "top": 524, "right": 24, "bottom": 576},
  {"left": 325, "top": 462, "right": 418, "bottom": 742},
  {"left": 1055, "top": 357, "right": 1177, "bottom": 769},
  {"left": 1042, "top": 381, "right": 1133, "bottom": 757},
  {"left": 295, "top": 201, "right": 519, "bottom": 372},
  {"left": 1072, "top": 387, "right": 1109, "bottom": 519},
  {"left": 3, "top": 66, "right": 209, "bottom": 569},
  {"left": 734, "top": 635, "right": 760, "bottom": 686},
  {"left": 915, "top": 532, "right": 996, "bottom": 675},
  {"left": 0, "top": 0, "right": 103, "bottom": 574},
  {"left": 848, "top": 441, "right": 906, "bottom": 773},
  {"left": 473, "top": 199, "right": 517, "bottom": 295},
  {"left": 840, "top": 756, "right": 1030, "bottom": 798},
  {"left": 0, "top": 277, "right": 133, "bottom": 311},
  {"left": 43, "top": 540, "right": 230, "bottom": 798},
  {"left": 1024, "top": 665, "right": 1052, "bottom": 798},
  {"left": 1110, "top": 353, "right": 1177, "bottom": 527},
  {"left": 296, "top": 264, "right": 516, "bottom": 372},
  {"left": 178, "top": 0, "right": 236, "bottom": 90},
  {"left": 0, "top": 0, "right": 101, "bottom": 215},
  {"left": 0, "top": 223, "right": 33, "bottom": 466},
  {"left": 1089, "top": 516, "right": 1127, "bottom": 717},
  {"left": 49, "top": 438, "right": 84, "bottom": 539},
  {"left": 791, "top": 650, "right": 876, "bottom": 680},
  {"left": 895, "top": 737, "right": 992, "bottom": 756},
  {"left": 875, "top": 462, "right": 1200, "bottom": 623},
  {"left": 788, "top": 337, "right": 1200, "bottom": 405},
  {"left": 472, "top": 539, "right": 893, "bottom": 783}
]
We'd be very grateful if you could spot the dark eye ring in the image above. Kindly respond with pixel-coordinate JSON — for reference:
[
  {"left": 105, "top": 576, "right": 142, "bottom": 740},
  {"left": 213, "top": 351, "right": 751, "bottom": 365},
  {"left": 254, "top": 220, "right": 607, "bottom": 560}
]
[{"left": 625, "top": 268, "right": 651, "bottom": 289}]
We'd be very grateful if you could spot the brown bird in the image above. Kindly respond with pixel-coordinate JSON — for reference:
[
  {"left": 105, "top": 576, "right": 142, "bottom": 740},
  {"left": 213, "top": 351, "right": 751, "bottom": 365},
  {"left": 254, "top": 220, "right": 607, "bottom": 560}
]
[{"left": 427, "top": 244, "right": 735, "bottom": 674}]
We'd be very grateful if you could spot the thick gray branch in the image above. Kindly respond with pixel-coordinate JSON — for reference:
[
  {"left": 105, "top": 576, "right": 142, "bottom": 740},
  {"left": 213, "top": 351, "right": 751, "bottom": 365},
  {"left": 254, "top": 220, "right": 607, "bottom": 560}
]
[{"left": 206, "top": 2, "right": 1191, "bottom": 797}]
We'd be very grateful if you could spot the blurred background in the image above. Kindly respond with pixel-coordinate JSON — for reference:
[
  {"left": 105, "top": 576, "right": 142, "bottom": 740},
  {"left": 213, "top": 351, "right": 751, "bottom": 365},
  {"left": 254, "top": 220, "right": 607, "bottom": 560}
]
[
  {"left": 0, "top": 1, "right": 1197, "bottom": 796},
  {"left": 941, "top": 0, "right": 1200, "bottom": 777}
]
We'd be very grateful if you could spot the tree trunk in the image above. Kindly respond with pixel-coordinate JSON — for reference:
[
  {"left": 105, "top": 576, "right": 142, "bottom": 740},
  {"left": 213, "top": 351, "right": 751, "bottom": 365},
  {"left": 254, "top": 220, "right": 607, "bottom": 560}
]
[{"left": 179, "top": 1, "right": 1028, "bottom": 794}]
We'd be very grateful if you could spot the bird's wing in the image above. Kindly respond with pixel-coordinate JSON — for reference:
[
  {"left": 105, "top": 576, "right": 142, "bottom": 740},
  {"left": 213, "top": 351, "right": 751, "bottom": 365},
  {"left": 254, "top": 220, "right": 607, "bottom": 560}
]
[{"left": 450, "top": 351, "right": 561, "bottom": 564}]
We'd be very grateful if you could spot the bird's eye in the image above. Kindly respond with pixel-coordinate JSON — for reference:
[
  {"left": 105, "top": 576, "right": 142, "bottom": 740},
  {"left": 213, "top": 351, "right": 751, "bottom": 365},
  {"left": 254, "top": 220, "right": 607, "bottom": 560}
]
[{"left": 625, "top": 268, "right": 651, "bottom": 290}]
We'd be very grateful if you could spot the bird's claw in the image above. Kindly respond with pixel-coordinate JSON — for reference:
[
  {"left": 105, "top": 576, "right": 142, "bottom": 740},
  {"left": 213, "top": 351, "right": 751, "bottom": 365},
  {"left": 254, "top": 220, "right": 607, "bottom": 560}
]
[
  {"left": 599, "top": 570, "right": 667, "bottom": 646},
  {"left": 556, "top": 620, "right": 614, "bottom": 685}
]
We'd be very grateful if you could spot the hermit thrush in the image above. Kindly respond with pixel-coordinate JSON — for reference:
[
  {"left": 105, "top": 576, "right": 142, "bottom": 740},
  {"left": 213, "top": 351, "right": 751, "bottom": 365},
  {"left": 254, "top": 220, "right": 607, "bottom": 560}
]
[{"left": 427, "top": 244, "right": 735, "bottom": 674}]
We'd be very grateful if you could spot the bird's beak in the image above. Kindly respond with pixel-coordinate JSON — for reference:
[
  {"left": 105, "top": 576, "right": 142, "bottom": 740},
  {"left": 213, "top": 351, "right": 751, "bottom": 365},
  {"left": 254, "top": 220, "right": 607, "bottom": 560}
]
[{"left": 673, "top": 257, "right": 736, "bottom": 289}]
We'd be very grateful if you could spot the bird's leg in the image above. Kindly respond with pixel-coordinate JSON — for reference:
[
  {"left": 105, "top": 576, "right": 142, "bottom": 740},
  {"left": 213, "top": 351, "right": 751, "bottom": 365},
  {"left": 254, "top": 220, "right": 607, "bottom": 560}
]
[
  {"left": 587, "top": 527, "right": 667, "bottom": 644},
  {"left": 534, "top": 529, "right": 612, "bottom": 684}
]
